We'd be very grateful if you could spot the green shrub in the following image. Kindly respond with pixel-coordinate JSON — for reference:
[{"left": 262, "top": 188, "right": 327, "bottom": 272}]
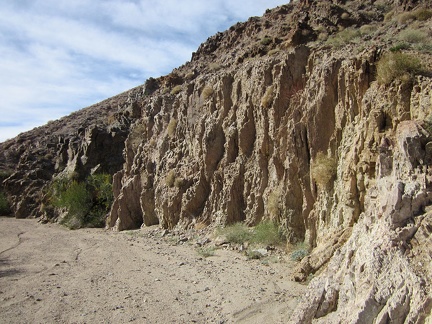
[
  {"left": 0, "top": 192, "right": 11, "bottom": 215},
  {"left": 413, "top": 8, "right": 432, "bottom": 21},
  {"left": 290, "top": 242, "right": 310, "bottom": 261},
  {"left": 311, "top": 152, "right": 337, "bottom": 187},
  {"left": 398, "top": 28, "right": 427, "bottom": 44},
  {"left": 246, "top": 249, "right": 263, "bottom": 260},
  {"left": 396, "top": 9, "right": 432, "bottom": 24},
  {"left": 218, "top": 221, "right": 285, "bottom": 246},
  {"left": 50, "top": 174, "right": 113, "bottom": 229},
  {"left": 390, "top": 43, "right": 411, "bottom": 52},
  {"left": 218, "top": 223, "right": 253, "bottom": 244},
  {"left": 359, "top": 24, "right": 377, "bottom": 36},
  {"left": 260, "top": 36, "right": 272, "bottom": 46},
  {"left": 376, "top": 52, "right": 422, "bottom": 85},
  {"left": 416, "top": 43, "right": 432, "bottom": 54},
  {"left": 396, "top": 12, "right": 415, "bottom": 24},
  {"left": 326, "top": 28, "right": 361, "bottom": 48},
  {"left": 196, "top": 246, "right": 216, "bottom": 258},
  {"left": 252, "top": 221, "right": 283, "bottom": 246}
]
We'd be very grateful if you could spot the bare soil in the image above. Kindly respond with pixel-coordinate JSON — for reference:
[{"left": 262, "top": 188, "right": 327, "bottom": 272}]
[{"left": 0, "top": 217, "right": 305, "bottom": 323}]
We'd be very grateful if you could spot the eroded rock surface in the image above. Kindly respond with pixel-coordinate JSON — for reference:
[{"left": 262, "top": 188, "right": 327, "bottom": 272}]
[{"left": 1, "top": 0, "right": 432, "bottom": 322}]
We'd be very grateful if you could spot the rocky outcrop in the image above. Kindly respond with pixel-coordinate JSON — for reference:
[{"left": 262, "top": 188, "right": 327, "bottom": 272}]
[
  {"left": 291, "top": 119, "right": 432, "bottom": 323},
  {"left": 1, "top": 0, "right": 432, "bottom": 322},
  {"left": 0, "top": 86, "right": 143, "bottom": 219},
  {"left": 106, "top": 1, "right": 432, "bottom": 321}
]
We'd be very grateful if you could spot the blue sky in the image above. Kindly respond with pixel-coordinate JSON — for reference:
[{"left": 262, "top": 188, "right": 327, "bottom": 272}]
[{"left": 0, "top": 0, "right": 288, "bottom": 142}]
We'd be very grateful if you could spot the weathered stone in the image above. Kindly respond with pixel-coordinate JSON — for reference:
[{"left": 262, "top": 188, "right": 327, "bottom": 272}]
[{"left": 1, "top": 1, "right": 432, "bottom": 322}]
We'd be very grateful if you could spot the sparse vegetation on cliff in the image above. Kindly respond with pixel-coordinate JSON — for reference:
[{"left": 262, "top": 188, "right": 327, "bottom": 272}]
[
  {"left": 311, "top": 152, "right": 337, "bottom": 188},
  {"left": 201, "top": 85, "right": 214, "bottom": 100},
  {"left": 261, "top": 85, "right": 274, "bottom": 108},
  {"left": 376, "top": 52, "right": 422, "bottom": 85}
]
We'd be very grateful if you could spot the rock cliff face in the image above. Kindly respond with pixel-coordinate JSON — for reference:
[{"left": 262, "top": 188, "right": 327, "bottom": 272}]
[{"left": 1, "top": 0, "right": 432, "bottom": 322}]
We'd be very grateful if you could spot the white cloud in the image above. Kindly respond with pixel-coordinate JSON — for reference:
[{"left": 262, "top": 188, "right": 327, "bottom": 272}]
[{"left": 0, "top": 0, "right": 288, "bottom": 142}]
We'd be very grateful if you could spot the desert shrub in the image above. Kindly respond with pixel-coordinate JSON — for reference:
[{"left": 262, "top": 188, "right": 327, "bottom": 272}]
[
  {"left": 209, "top": 63, "right": 221, "bottom": 71},
  {"left": 170, "top": 85, "right": 182, "bottom": 95},
  {"left": 165, "top": 170, "right": 176, "bottom": 188},
  {"left": 218, "top": 222, "right": 253, "bottom": 244},
  {"left": 261, "top": 85, "right": 274, "bottom": 108},
  {"left": 398, "top": 28, "right": 427, "bottom": 44},
  {"left": 413, "top": 8, "right": 432, "bottom": 21},
  {"left": 384, "top": 9, "right": 395, "bottom": 22},
  {"left": 174, "top": 177, "right": 185, "bottom": 188},
  {"left": 196, "top": 246, "right": 216, "bottom": 258},
  {"left": 184, "top": 72, "right": 195, "bottom": 79},
  {"left": 218, "top": 221, "right": 285, "bottom": 246},
  {"left": 0, "top": 192, "right": 11, "bottom": 215},
  {"left": 395, "top": 9, "right": 432, "bottom": 24},
  {"left": 252, "top": 221, "right": 284, "bottom": 246},
  {"left": 359, "top": 24, "right": 377, "bottom": 36},
  {"left": 416, "top": 43, "right": 432, "bottom": 54},
  {"left": 87, "top": 174, "right": 113, "bottom": 214},
  {"left": 326, "top": 28, "right": 361, "bottom": 48},
  {"left": 202, "top": 86, "right": 214, "bottom": 100},
  {"left": 390, "top": 43, "right": 411, "bottom": 52},
  {"left": 397, "top": 12, "right": 415, "bottom": 24},
  {"left": 246, "top": 249, "right": 263, "bottom": 260},
  {"left": 290, "top": 242, "right": 310, "bottom": 261},
  {"left": 50, "top": 174, "right": 113, "bottom": 229},
  {"left": 167, "top": 119, "right": 177, "bottom": 138},
  {"left": 260, "top": 36, "right": 272, "bottom": 46},
  {"left": 376, "top": 52, "right": 422, "bottom": 85},
  {"left": 311, "top": 152, "right": 337, "bottom": 187}
]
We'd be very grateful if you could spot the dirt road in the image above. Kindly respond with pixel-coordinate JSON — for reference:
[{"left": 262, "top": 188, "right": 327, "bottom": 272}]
[{"left": 0, "top": 217, "right": 305, "bottom": 323}]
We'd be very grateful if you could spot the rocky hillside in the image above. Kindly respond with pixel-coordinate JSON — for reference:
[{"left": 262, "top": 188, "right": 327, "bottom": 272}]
[{"left": 1, "top": 0, "right": 432, "bottom": 322}]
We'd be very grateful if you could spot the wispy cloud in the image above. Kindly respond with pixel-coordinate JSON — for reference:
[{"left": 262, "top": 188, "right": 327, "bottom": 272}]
[{"left": 0, "top": 0, "right": 288, "bottom": 142}]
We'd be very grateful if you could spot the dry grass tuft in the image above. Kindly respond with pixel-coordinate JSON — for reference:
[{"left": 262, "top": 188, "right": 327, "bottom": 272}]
[
  {"left": 165, "top": 170, "right": 176, "bottom": 188},
  {"left": 311, "top": 152, "right": 337, "bottom": 187},
  {"left": 202, "top": 86, "right": 214, "bottom": 100},
  {"left": 261, "top": 85, "right": 274, "bottom": 108},
  {"left": 376, "top": 52, "right": 422, "bottom": 85},
  {"left": 167, "top": 119, "right": 177, "bottom": 138},
  {"left": 170, "top": 85, "right": 182, "bottom": 95}
]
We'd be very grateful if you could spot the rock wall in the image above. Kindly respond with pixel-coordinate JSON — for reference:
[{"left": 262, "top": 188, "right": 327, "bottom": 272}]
[
  {"left": 107, "top": 13, "right": 432, "bottom": 323},
  {"left": 1, "top": 0, "right": 431, "bottom": 321}
]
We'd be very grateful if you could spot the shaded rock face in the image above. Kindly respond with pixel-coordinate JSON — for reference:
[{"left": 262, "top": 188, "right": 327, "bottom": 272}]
[
  {"left": 0, "top": 87, "right": 143, "bottom": 219},
  {"left": 1, "top": 0, "right": 432, "bottom": 322}
]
